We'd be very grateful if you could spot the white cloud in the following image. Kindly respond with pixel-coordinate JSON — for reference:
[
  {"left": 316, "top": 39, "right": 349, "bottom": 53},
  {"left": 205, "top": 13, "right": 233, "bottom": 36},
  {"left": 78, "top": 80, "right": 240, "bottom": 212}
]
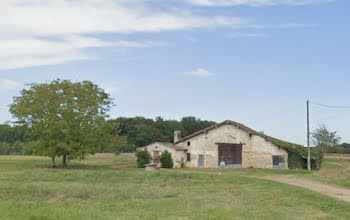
[
  {"left": 184, "top": 68, "right": 214, "bottom": 77},
  {"left": 0, "top": 35, "right": 167, "bottom": 70},
  {"left": 0, "top": 0, "right": 250, "bottom": 70},
  {"left": 0, "top": 79, "right": 21, "bottom": 92},
  {"left": 0, "top": 0, "right": 320, "bottom": 70},
  {"left": 1, "top": 0, "right": 247, "bottom": 36},
  {"left": 186, "top": 0, "right": 334, "bottom": 6}
]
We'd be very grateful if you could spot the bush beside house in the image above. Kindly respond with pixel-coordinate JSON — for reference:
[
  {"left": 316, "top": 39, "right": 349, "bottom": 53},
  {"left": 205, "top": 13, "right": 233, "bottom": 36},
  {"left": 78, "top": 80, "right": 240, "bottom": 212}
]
[
  {"left": 136, "top": 150, "right": 150, "bottom": 168},
  {"left": 160, "top": 150, "right": 173, "bottom": 168}
]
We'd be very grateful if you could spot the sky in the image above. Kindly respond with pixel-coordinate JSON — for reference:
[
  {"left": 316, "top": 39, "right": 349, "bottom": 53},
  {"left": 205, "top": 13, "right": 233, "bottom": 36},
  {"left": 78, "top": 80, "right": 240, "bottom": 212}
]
[{"left": 0, "top": 0, "right": 349, "bottom": 145}]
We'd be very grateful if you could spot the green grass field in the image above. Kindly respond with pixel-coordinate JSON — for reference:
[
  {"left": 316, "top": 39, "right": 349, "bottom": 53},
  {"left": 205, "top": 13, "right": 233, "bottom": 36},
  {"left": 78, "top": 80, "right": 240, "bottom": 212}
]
[{"left": 1, "top": 154, "right": 350, "bottom": 220}]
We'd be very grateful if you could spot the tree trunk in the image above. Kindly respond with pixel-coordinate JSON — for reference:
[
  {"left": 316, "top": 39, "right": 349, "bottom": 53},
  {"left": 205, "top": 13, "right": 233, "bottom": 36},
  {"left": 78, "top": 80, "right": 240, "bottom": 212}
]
[
  {"left": 62, "top": 154, "right": 67, "bottom": 168},
  {"left": 51, "top": 156, "right": 56, "bottom": 168}
]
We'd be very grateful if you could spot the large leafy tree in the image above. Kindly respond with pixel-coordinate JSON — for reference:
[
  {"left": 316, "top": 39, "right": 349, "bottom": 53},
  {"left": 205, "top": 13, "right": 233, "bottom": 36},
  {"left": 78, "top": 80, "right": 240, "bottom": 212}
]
[{"left": 10, "top": 79, "right": 113, "bottom": 167}]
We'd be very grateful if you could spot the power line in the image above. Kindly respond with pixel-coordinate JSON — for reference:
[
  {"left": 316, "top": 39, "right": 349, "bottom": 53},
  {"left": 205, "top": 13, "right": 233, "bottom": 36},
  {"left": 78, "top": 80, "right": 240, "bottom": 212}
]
[{"left": 310, "top": 101, "right": 350, "bottom": 109}]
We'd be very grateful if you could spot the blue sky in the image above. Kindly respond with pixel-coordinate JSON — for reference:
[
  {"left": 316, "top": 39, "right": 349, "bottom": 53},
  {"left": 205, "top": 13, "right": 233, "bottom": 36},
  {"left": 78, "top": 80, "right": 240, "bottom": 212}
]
[{"left": 0, "top": 0, "right": 349, "bottom": 145}]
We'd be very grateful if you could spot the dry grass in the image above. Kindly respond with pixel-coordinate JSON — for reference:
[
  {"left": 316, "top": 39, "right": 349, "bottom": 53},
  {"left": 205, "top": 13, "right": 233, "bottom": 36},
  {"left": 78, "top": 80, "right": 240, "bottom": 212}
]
[
  {"left": 324, "top": 153, "right": 350, "bottom": 160},
  {"left": 88, "top": 153, "right": 118, "bottom": 159},
  {"left": 1, "top": 154, "right": 350, "bottom": 219},
  {"left": 0, "top": 155, "right": 47, "bottom": 160},
  {"left": 304, "top": 158, "right": 350, "bottom": 188}
]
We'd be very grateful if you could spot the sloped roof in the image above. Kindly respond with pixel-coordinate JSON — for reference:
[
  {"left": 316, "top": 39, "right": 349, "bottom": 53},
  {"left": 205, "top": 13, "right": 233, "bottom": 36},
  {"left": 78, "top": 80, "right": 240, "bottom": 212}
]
[
  {"left": 175, "top": 120, "right": 305, "bottom": 153},
  {"left": 142, "top": 142, "right": 187, "bottom": 151}
]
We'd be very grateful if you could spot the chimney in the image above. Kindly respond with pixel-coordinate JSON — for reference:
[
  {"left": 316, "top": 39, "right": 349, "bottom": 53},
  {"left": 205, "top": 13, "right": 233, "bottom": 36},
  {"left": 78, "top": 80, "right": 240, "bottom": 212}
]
[{"left": 174, "top": 130, "right": 181, "bottom": 143}]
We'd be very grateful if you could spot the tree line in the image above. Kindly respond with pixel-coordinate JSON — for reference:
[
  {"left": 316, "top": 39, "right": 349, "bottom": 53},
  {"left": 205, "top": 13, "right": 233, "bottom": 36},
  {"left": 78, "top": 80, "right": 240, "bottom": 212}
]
[
  {"left": 0, "top": 124, "right": 28, "bottom": 155},
  {"left": 0, "top": 116, "right": 215, "bottom": 155},
  {"left": 113, "top": 116, "right": 215, "bottom": 152}
]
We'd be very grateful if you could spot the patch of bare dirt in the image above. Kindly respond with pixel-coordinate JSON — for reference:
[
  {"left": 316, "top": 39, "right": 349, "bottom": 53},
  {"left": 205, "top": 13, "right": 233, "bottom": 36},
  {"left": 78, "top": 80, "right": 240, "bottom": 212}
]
[
  {"left": 47, "top": 194, "right": 70, "bottom": 203},
  {"left": 88, "top": 153, "right": 117, "bottom": 158},
  {"left": 261, "top": 175, "right": 350, "bottom": 203}
]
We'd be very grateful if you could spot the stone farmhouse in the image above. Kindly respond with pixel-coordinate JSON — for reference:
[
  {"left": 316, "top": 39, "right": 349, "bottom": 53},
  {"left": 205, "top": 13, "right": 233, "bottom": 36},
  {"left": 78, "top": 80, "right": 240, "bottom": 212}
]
[{"left": 139, "top": 120, "right": 310, "bottom": 169}]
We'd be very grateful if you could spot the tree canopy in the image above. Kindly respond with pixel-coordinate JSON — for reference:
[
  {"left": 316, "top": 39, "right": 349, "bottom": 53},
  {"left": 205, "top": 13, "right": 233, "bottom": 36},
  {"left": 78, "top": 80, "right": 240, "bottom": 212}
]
[
  {"left": 312, "top": 124, "right": 341, "bottom": 153},
  {"left": 9, "top": 79, "right": 114, "bottom": 167},
  {"left": 113, "top": 116, "right": 216, "bottom": 152},
  {"left": 312, "top": 124, "right": 341, "bottom": 147}
]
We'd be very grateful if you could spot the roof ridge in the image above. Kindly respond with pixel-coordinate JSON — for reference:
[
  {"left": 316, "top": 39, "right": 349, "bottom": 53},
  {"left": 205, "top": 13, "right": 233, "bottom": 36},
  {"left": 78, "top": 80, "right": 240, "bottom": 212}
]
[
  {"left": 142, "top": 142, "right": 187, "bottom": 151},
  {"left": 175, "top": 119, "right": 304, "bottom": 148}
]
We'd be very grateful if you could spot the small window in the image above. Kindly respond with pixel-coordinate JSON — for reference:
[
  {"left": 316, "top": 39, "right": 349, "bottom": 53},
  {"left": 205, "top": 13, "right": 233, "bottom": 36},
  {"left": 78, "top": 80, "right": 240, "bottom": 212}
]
[
  {"left": 272, "top": 155, "right": 285, "bottom": 169},
  {"left": 187, "top": 141, "right": 190, "bottom": 146},
  {"left": 186, "top": 153, "right": 191, "bottom": 162}
]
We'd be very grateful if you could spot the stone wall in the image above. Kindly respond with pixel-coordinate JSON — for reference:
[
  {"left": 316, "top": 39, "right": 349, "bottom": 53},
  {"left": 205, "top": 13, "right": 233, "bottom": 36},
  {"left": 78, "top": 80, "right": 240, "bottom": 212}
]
[
  {"left": 143, "top": 143, "right": 186, "bottom": 168},
  {"left": 175, "top": 123, "right": 288, "bottom": 169}
]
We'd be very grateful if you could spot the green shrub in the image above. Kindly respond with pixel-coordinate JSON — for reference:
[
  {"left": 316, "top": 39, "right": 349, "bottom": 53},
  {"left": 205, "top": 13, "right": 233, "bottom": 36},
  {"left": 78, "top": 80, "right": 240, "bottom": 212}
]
[
  {"left": 135, "top": 150, "right": 150, "bottom": 168},
  {"left": 160, "top": 150, "right": 173, "bottom": 168},
  {"left": 114, "top": 149, "right": 120, "bottom": 155}
]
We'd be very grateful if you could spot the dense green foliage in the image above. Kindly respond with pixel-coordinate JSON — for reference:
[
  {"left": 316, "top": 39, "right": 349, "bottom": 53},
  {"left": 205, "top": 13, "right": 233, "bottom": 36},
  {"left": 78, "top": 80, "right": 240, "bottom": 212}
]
[
  {"left": 9, "top": 79, "right": 117, "bottom": 167},
  {"left": 0, "top": 124, "right": 28, "bottom": 143},
  {"left": 135, "top": 150, "right": 150, "bottom": 168},
  {"left": 97, "top": 120, "right": 127, "bottom": 155},
  {"left": 0, "top": 142, "right": 25, "bottom": 156},
  {"left": 0, "top": 124, "right": 30, "bottom": 155},
  {"left": 0, "top": 116, "right": 214, "bottom": 155},
  {"left": 160, "top": 150, "right": 173, "bottom": 168},
  {"left": 114, "top": 116, "right": 215, "bottom": 152}
]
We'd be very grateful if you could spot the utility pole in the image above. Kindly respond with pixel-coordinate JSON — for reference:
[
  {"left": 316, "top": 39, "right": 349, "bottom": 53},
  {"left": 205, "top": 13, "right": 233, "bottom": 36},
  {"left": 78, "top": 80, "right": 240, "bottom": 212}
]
[{"left": 307, "top": 100, "right": 311, "bottom": 171}]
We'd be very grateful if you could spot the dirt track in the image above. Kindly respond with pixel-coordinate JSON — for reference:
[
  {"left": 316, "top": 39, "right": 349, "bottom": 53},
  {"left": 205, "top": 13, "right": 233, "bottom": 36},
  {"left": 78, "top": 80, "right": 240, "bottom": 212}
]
[{"left": 262, "top": 175, "right": 350, "bottom": 203}]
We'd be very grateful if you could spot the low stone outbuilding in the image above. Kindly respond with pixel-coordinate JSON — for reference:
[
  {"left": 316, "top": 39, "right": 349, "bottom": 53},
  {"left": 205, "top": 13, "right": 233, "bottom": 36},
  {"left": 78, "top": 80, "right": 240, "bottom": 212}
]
[
  {"left": 139, "top": 142, "right": 187, "bottom": 168},
  {"left": 140, "top": 120, "right": 310, "bottom": 169}
]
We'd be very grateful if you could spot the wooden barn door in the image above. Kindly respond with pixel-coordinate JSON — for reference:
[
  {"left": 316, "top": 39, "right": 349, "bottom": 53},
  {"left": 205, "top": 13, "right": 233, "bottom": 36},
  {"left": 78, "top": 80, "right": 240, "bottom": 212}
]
[{"left": 218, "top": 144, "right": 242, "bottom": 168}]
